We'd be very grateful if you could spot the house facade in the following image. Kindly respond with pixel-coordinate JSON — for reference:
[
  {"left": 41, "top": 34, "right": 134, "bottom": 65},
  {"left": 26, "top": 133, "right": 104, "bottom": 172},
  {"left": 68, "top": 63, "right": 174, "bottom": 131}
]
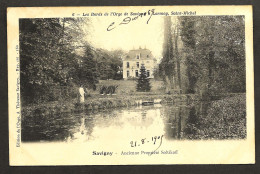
[{"left": 123, "top": 48, "right": 157, "bottom": 79}]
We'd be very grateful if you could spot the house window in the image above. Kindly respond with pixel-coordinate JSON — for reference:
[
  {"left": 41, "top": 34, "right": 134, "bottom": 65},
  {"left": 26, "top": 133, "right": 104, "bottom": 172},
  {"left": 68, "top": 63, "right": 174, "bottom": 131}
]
[
  {"left": 136, "top": 62, "right": 139, "bottom": 68},
  {"left": 147, "top": 70, "right": 150, "bottom": 77},
  {"left": 127, "top": 70, "right": 129, "bottom": 77},
  {"left": 147, "top": 55, "right": 149, "bottom": 58},
  {"left": 136, "top": 54, "right": 140, "bottom": 59},
  {"left": 135, "top": 70, "right": 139, "bottom": 77},
  {"left": 127, "top": 62, "right": 130, "bottom": 68}
]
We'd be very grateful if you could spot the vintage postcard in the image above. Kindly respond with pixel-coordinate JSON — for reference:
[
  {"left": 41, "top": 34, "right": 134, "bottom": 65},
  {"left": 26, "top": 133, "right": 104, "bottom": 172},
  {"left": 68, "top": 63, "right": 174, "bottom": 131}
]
[{"left": 7, "top": 6, "right": 254, "bottom": 165}]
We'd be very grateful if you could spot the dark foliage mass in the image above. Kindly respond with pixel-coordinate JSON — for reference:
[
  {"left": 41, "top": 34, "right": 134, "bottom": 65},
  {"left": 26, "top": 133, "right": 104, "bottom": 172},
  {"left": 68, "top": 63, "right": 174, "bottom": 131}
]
[
  {"left": 99, "top": 85, "right": 118, "bottom": 95},
  {"left": 20, "top": 18, "right": 123, "bottom": 104},
  {"left": 20, "top": 18, "right": 77, "bottom": 103},
  {"left": 159, "top": 16, "right": 245, "bottom": 97},
  {"left": 184, "top": 94, "right": 246, "bottom": 139},
  {"left": 94, "top": 49, "right": 125, "bottom": 80},
  {"left": 136, "top": 64, "right": 151, "bottom": 92}
]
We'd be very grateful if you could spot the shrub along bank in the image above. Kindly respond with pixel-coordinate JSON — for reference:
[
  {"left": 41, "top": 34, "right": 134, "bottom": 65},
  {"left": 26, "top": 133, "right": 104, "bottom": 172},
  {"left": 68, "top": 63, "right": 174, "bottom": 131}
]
[{"left": 21, "top": 93, "right": 201, "bottom": 120}]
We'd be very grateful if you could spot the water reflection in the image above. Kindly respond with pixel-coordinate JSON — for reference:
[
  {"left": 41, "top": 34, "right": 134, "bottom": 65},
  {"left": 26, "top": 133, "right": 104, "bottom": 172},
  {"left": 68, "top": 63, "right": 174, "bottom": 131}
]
[
  {"left": 22, "top": 99, "right": 246, "bottom": 142},
  {"left": 162, "top": 106, "right": 188, "bottom": 139}
]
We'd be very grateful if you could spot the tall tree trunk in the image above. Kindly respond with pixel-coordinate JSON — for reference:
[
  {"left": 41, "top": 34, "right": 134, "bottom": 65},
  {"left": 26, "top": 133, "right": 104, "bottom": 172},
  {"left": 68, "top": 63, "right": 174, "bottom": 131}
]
[
  {"left": 174, "top": 25, "right": 182, "bottom": 93},
  {"left": 165, "top": 75, "right": 171, "bottom": 93},
  {"left": 208, "top": 50, "right": 214, "bottom": 89},
  {"left": 161, "top": 16, "right": 176, "bottom": 93}
]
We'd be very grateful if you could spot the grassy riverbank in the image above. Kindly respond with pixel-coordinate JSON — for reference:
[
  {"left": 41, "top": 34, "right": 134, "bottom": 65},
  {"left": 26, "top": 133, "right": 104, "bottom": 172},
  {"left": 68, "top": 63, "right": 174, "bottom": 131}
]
[
  {"left": 21, "top": 79, "right": 244, "bottom": 120},
  {"left": 86, "top": 79, "right": 164, "bottom": 96},
  {"left": 185, "top": 93, "right": 246, "bottom": 139},
  {"left": 21, "top": 93, "right": 201, "bottom": 120}
]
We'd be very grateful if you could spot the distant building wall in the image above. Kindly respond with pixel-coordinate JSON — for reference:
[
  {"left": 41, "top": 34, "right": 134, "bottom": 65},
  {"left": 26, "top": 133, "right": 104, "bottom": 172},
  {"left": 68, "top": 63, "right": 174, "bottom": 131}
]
[{"left": 123, "top": 48, "right": 157, "bottom": 79}]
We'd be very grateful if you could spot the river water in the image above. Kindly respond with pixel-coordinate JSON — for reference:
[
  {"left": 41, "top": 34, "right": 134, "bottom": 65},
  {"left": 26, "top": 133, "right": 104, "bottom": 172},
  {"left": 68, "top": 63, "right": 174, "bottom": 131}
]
[{"left": 22, "top": 98, "right": 246, "bottom": 142}]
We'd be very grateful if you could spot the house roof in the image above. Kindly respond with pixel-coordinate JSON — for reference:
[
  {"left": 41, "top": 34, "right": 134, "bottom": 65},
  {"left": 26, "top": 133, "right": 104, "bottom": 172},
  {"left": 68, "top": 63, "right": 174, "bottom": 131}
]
[{"left": 124, "top": 48, "right": 154, "bottom": 60}]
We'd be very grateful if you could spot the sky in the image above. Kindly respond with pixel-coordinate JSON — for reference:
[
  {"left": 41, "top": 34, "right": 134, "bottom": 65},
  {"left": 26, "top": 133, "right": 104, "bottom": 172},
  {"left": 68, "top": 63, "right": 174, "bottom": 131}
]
[{"left": 85, "top": 15, "right": 164, "bottom": 59}]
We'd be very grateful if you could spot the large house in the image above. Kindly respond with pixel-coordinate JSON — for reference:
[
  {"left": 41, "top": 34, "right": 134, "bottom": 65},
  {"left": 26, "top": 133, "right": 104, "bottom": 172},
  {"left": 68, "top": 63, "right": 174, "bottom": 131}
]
[{"left": 123, "top": 48, "right": 157, "bottom": 79}]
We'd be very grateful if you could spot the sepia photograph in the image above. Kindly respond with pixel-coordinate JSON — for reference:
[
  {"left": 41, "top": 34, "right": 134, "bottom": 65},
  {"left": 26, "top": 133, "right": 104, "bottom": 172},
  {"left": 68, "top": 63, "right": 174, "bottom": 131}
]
[
  {"left": 7, "top": 6, "right": 254, "bottom": 165},
  {"left": 20, "top": 16, "right": 246, "bottom": 142}
]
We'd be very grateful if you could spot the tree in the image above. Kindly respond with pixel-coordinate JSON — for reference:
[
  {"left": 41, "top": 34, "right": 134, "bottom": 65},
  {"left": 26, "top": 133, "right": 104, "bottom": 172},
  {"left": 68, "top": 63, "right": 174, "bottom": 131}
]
[
  {"left": 173, "top": 20, "right": 182, "bottom": 93},
  {"left": 94, "top": 48, "right": 124, "bottom": 80},
  {"left": 136, "top": 64, "right": 151, "bottom": 92},
  {"left": 20, "top": 18, "right": 69, "bottom": 103},
  {"left": 109, "top": 49, "right": 125, "bottom": 80},
  {"left": 78, "top": 46, "right": 99, "bottom": 90},
  {"left": 20, "top": 18, "right": 92, "bottom": 103},
  {"left": 157, "top": 16, "right": 245, "bottom": 97},
  {"left": 159, "top": 16, "right": 177, "bottom": 93},
  {"left": 159, "top": 17, "right": 184, "bottom": 94},
  {"left": 179, "top": 16, "right": 245, "bottom": 97},
  {"left": 179, "top": 17, "right": 198, "bottom": 94}
]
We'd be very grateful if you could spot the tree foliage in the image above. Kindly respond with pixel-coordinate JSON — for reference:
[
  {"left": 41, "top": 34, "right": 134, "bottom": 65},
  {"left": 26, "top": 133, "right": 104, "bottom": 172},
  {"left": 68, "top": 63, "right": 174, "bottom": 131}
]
[
  {"left": 158, "top": 16, "right": 245, "bottom": 97},
  {"left": 159, "top": 16, "right": 183, "bottom": 94},
  {"left": 78, "top": 46, "right": 99, "bottom": 90},
  {"left": 159, "top": 16, "right": 176, "bottom": 93},
  {"left": 179, "top": 16, "right": 245, "bottom": 96},
  {"left": 94, "top": 49, "right": 124, "bottom": 80},
  {"left": 20, "top": 17, "right": 124, "bottom": 104},
  {"left": 20, "top": 18, "right": 97, "bottom": 103},
  {"left": 136, "top": 64, "right": 151, "bottom": 92}
]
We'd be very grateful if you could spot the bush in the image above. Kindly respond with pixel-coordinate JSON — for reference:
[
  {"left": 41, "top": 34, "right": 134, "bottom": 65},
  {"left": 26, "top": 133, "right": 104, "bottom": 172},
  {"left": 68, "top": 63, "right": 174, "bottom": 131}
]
[{"left": 99, "top": 85, "right": 118, "bottom": 95}]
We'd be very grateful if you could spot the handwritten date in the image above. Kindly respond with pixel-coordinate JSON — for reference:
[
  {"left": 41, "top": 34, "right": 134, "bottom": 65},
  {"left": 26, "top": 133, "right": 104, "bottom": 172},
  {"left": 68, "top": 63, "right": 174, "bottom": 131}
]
[{"left": 130, "top": 135, "right": 163, "bottom": 151}]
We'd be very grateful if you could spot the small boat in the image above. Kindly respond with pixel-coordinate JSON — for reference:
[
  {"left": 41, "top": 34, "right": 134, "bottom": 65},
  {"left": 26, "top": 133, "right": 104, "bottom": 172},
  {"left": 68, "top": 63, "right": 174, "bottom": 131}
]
[{"left": 142, "top": 101, "right": 154, "bottom": 106}]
